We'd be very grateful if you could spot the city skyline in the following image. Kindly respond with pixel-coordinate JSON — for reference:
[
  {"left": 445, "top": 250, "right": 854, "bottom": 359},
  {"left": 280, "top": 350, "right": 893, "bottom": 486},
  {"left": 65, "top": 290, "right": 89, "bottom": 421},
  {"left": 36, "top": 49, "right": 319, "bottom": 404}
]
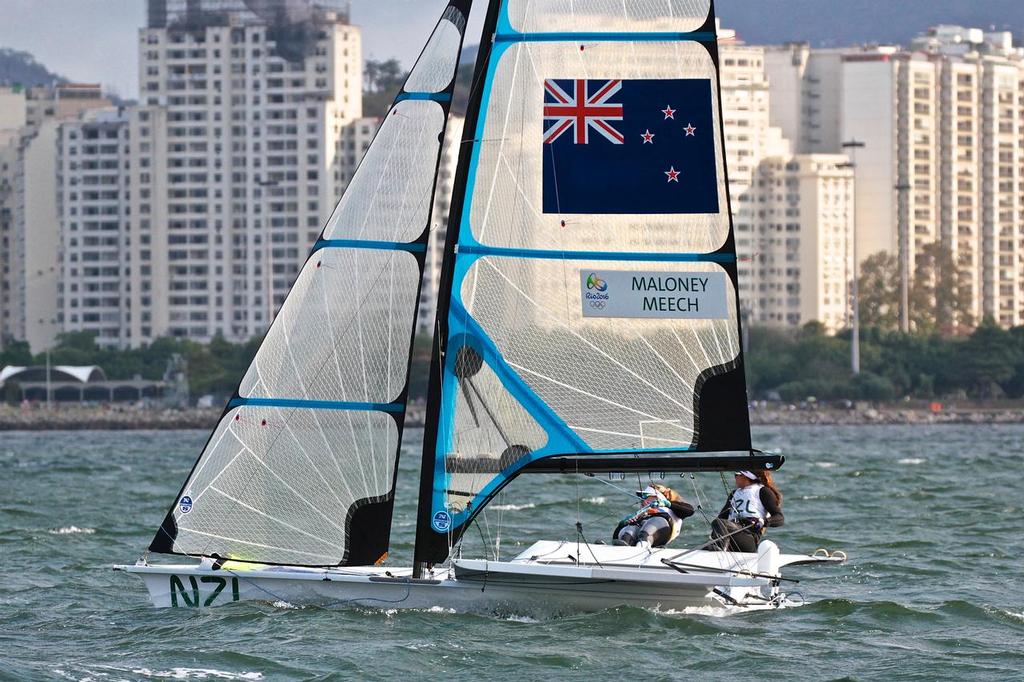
[{"left": 1, "top": 1, "right": 1021, "bottom": 99}]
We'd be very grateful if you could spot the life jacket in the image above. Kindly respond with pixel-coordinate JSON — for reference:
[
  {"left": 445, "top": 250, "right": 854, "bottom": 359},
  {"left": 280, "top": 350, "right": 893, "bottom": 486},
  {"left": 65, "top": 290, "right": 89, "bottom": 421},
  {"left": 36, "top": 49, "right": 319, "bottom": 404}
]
[{"left": 728, "top": 483, "right": 767, "bottom": 523}]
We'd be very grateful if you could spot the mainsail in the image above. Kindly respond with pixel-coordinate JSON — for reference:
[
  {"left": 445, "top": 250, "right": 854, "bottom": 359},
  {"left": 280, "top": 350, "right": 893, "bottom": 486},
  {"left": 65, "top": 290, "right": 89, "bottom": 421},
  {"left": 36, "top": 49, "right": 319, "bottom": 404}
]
[
  {"left": 148, "top": 0, "right": 472, "bottom": 567},
  {"left": 414, "top": 0, "right": 753, "bottom": 567}
]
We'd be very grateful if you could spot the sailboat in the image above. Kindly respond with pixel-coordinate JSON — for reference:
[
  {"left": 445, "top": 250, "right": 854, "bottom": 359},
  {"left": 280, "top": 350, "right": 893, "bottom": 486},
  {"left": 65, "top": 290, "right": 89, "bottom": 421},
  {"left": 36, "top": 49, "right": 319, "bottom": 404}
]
[{"left": 117, "top": 0, "right": 844, "bottom": 613}]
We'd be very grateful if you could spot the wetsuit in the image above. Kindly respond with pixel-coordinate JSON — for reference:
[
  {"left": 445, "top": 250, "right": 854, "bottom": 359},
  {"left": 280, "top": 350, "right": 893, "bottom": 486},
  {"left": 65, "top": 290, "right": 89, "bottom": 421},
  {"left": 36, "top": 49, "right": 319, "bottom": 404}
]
[
  {"left": 709, "top": 485, "right": 784, "bottom": 552},
  {"left": 614, "top": 498, "right": 695, "bottom": 547}
]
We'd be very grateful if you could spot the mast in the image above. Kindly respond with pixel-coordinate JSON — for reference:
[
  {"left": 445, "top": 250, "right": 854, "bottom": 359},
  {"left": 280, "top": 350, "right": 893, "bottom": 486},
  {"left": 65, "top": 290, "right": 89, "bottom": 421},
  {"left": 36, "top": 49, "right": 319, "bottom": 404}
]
[
  {"left": 414, "top": 0, "right": 504, "bottom": 576},
  {"left": 413, "top": 0, "right": 762, "bottom": 571}
]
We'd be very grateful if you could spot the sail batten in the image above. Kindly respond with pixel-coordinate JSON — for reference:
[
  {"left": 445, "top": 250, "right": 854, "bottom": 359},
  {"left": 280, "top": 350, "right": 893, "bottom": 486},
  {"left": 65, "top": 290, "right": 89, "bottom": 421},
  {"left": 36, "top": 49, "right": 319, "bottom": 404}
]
[
  {"left": 149, "top": 0, "right": 474, "bottom": 568},
  {"left": 415, "top": 0, "right": 749, "bottom": 567}
]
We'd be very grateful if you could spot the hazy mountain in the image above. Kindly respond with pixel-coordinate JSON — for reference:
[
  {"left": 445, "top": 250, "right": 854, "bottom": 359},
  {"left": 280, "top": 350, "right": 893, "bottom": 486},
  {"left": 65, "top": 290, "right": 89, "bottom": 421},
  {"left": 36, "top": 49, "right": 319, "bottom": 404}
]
[
  {"left": 715, "top": 0, "right": 1024, "bottom": 47},
  {"left": 0, "top": 47, "right": 67, "bottom": 88}
]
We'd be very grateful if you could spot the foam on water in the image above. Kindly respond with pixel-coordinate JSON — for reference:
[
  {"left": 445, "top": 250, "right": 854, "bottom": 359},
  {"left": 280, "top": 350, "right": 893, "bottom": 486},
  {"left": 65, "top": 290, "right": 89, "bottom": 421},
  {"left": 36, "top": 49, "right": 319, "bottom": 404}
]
[
  {"left": 49, "top": 526, "right": 96, "bottom": 535},
  {"left": 898, "top": 458, "right": 926, "bottom": 464},
  {"left": 128, "top": 669, "right": 264, "bottom": 680},
  {"left": 491, "top": 502, "right": 536, "bottom": 511}
]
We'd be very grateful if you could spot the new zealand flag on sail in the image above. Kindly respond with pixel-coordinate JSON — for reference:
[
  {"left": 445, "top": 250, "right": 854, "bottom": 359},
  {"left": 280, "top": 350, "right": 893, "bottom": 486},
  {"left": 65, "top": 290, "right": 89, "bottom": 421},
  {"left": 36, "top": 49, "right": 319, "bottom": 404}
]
[{"left": 542, "top": 78, "right": 719, "bottom": 215}]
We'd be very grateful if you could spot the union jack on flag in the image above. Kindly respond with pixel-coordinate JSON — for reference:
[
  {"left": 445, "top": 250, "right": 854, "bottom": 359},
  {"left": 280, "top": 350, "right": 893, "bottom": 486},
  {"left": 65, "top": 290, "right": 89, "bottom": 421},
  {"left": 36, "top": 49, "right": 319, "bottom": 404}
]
[{"left": 543, "top": 79, "right": 624, "bottom": 145}]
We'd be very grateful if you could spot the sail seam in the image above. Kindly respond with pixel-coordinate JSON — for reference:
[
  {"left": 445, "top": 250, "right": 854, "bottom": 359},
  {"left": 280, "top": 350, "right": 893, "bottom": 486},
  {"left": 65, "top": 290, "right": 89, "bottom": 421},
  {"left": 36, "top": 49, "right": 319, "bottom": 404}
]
[
  {"left": 228, "top": 397, "right": 404, "bottom": 413},
  {"left": 495, "top": 31, "right": 717, "bottom": 44},
  {"left": 459, "top": 244, "right": 736, "bottom": 263},
  {"left": 397, "top": 92, "right": 453, "bottom": 102},
  {"left": 313, "top": 239, "right": 427, "bottom": 253}
]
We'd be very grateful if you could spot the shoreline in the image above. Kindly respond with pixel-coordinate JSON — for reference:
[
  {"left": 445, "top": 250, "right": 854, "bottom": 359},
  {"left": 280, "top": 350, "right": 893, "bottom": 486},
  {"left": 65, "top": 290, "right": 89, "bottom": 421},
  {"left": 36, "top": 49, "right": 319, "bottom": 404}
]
[{"left": 1, "top": 403, "right": 1022, "bottom": 431}]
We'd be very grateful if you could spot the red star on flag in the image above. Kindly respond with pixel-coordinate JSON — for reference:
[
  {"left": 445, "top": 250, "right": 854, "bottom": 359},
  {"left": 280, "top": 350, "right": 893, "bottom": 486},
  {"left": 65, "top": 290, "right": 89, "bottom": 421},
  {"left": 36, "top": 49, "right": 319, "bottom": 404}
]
[
  {"left": 662, "top": 105, "right": 676, "bottom": 120},
  {"left": 684, "top": 123, "right": 697, "bottom": 136},
  {"left": 641, "top": 129, "right": 655, "bottom": 144},
  {"left": 665, "top": 166, "right": 680, "bottom": 182}
]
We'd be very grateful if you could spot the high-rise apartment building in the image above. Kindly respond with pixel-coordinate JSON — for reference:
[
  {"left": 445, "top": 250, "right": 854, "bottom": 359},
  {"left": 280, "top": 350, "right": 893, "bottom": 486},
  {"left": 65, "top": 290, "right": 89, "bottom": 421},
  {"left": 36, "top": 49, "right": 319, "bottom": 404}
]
[
  {"left": 0, "top": 84, "right": 109, "bottom": 351},
  {"left": 62, "top": 0, "right": 363, "bottom": 347},
  {"left": 137, "top": 0, "right": 361, "bottom": 343},
  {"left": 719, "top": 31, "right": 855, "bottom": 332},
  {"left": 749, "top": 155, "right": 855, "bottom": 330},
  {"left": 765, "top": 26, "right": 1024, "bottom": 327},
  {"left": 56, "top": 109, "right": 132, "bottom": 347}
]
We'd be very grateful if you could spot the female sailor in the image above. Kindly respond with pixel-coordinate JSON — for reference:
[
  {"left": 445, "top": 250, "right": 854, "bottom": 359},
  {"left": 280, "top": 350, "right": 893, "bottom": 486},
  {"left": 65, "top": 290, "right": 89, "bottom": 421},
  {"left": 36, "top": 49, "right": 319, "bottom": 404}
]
[
  {"left": 613, "top": 484, "right": 694, "bottom": 548},
  {"left": 709, "top": 470, "right": 784, "bottom": 552}
]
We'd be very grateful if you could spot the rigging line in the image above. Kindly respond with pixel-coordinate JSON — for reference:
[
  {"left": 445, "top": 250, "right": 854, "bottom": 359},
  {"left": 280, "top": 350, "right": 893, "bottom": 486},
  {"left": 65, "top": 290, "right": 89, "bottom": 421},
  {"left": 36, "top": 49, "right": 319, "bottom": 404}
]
[
  {"left": 465, "top": 376, "right": 513, "bottom": 448},
  {"left": 581, "top": 473, "right": 642, "bottom": 499},
  {"left": 686, "top": 472, "right": 714, "bottom": 528},
  {"left": 482, "top": 503, "right": 498, "bottom": 561}
]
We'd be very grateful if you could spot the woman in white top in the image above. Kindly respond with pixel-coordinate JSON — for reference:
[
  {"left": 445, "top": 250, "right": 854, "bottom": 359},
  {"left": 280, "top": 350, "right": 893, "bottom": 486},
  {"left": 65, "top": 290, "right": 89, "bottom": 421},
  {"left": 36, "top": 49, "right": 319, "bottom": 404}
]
[{"left": 708, "top": 470, "right": 784, "bottom": 552}]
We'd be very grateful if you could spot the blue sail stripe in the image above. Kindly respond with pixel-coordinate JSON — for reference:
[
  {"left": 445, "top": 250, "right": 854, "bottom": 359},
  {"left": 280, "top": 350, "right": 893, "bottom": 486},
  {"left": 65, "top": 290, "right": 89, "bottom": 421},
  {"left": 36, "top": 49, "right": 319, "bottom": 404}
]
[
  {"left": 396, "top": 91, "right": 453, "bottom": 102},
  {"left": 228, "top": 397, "right": 404, "bottom": 413},
  {"left": 496, "top": 31, "right": 716, "bottom": 44},
  {"left": 313, "top": 239, "right": 427, "bottom": 253},
  {"left": 459, "top": 244, "right": 736, "bottom": 263}
]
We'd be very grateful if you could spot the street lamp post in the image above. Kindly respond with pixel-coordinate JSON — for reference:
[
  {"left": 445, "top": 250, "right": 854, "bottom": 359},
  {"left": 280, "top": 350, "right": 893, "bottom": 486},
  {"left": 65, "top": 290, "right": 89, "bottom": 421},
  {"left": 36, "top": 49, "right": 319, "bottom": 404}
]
[
  {"left": 895, "top": 183, "right": 912, "bottom": 333},
  {"left": 842, "top": 140, "right": 865, "bottom": 376}
]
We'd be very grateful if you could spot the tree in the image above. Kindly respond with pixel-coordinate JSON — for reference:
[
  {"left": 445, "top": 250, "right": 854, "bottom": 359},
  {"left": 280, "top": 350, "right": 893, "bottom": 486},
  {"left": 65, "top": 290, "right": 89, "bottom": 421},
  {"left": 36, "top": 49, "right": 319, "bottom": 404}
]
[
  {"left": 857, "top": 252, "right": 900, "bottom": 332},
  {"left": 911, "top": 242, "right": 974, "bottom": 336},
  {"left": 0, "top": 338, "right": 32, "bottom": 367},
  {"left": 363, "top": 58, "right": 409, "bottom": 117},
  {"left": 955, "top": 317, "right": 1020, "bottom": 398}
]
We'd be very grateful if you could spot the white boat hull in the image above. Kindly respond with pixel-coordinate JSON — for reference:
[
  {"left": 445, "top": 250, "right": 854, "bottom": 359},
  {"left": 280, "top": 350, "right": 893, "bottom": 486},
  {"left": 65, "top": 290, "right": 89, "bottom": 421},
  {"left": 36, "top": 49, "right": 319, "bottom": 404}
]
[{"left": 116, "top": 540, "right": 842, "bottom": 615}]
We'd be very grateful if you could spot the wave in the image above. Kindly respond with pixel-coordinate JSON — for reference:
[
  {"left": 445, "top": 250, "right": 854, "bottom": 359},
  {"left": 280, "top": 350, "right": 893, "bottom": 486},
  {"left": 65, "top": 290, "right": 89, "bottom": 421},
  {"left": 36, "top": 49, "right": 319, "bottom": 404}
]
[
  {"left": 48, "top": 526, "right": 95, "bottom": 535},
  {"left": 129, "top": 668, "right": 264, "bottom": 680},
  {"left": 491, "top": 503, "right": 536, "bottom": 511},
  {"left": 814, "top": 462, "right": 837, "bottom": 468},
  {"left": 898, "top": 458, "right": 926, "bottom": 465},
  {"left": 583, "top": 496, "right": 607, "bottom": 505},
  {"left": 55, "top": 667, "right": 264, "bottom": 681}
]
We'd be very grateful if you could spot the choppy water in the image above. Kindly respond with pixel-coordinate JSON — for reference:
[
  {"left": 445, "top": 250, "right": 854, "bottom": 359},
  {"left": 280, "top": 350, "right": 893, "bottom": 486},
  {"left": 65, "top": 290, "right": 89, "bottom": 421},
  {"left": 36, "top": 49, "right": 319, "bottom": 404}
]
[{"left": 2, "top": 425, "right": 1023, "bottom": 680}]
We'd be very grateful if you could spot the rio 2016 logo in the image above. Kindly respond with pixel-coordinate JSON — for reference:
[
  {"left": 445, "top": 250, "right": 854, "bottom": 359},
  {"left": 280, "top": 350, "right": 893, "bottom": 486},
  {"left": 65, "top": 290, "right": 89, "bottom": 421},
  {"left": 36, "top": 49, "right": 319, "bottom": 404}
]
[{"left": 586, "top": 273, "right": 608, "bottom": 292}]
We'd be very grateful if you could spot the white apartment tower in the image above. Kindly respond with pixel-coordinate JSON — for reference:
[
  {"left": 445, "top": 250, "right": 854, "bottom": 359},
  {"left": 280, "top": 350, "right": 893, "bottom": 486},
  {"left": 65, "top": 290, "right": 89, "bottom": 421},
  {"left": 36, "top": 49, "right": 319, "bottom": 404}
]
[
  {"left": 57, "top": 110, "right": 132, "bottom": 347},
  {"left": 751, "top": 155, "right": 855, "bottom": 330},
  {"left": 118, "top": 0, "right": 362, "bottom": 345},
  {"left": 719, "top": 31, "right": 855, "bottom": 332},
  {"left": 1, "top": 84, "right": 110, "bottom": 351},
  {"left": 765, "top": 27, "right": 1024, "bottom": 327}
]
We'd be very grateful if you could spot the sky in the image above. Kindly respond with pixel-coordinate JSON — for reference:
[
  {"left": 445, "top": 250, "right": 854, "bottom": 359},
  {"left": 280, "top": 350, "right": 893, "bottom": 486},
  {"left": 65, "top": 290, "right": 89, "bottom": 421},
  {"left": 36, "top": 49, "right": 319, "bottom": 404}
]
[
  {"left": 0, "top": 1, "right": 1019, "bottom": 100},
  {"left": 0, "top": 0, "right": 454, "bottom": 99}
]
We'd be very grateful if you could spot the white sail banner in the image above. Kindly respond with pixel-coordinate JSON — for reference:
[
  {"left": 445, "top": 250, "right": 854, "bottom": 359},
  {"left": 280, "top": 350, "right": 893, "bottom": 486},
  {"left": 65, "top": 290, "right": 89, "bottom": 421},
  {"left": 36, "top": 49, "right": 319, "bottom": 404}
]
[
  {"left": 579, "top": 269, "right": 729, "bottom": 319},
  {"left": 506, "top": 0, "right": 711, "bottom": 33}
]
